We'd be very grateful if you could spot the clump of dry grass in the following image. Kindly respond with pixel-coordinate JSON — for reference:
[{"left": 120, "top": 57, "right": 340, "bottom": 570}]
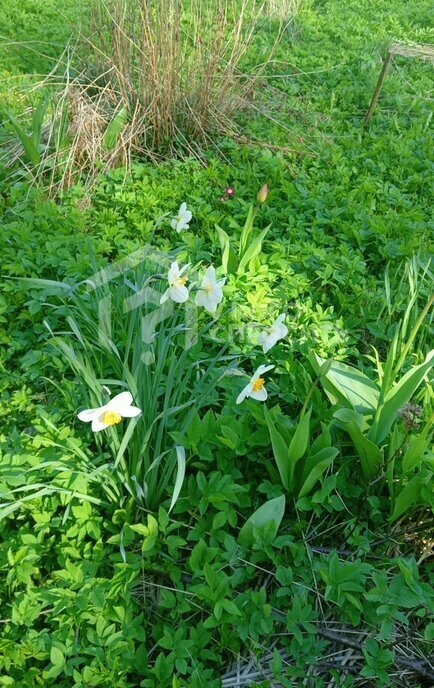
[
  {"left": 81, "top": 0, "right": 278, "bottom": 155},
  {"left": 266, "top": 0, "right": 304, "bottom": 21},
  {"left": 2, "top": 0, "right": 303, "bottom": 192}
]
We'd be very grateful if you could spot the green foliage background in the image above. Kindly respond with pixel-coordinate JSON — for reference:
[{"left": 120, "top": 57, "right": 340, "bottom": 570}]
[{"left": 0, "top": 0, "right": 433, "bottom": 686}]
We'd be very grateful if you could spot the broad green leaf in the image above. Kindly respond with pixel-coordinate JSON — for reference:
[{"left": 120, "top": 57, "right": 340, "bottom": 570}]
[
  {"left": 50, "top": 646, "right": 65, "bottom": 667},
  {"left": 6, "top": 111, "right": 41, "bottom": 165},
  {"left": 310, "top": 422, "right": 332, "bottom": 454},
  {"left": 272, "top": 408, "right": 293, "bottom": 446},
  {"left": 221, "top": 599, "right": 242, "bottom": 616},
  {"left": 390, "top": 473, "right": 427, "bottom": 522},
  {"left": 103, "top": 106, "right": 128, "bottom": 150},
  {"left": 239, "top": 205, "right": 255, "bottom": 256},
  {"left": 370, "top": 351, "right": 434, "bottom": 445},
  {"left": 14, "top": 277, "right": 71, "bottom": 290},
  {"left": 311, "top": 354, "right": 379, "bottom": 415},
  {"left": 215, "top": 224, "right": 238, "bottom": 274},
  {"left": 402, "top": 421, "right": 434, "bottom": 473},
  {"left": 32, "top": 94, "right": 49, "bottom": 146},
  {"left": 129, "top": 523, "right": 150, "bottom": 536},
  {"left": 237, "top": 225, "right": 270, "bottom": 274},
  {"left": 298, "top": 447, "right": 338, "bottom": 498},
  {"left": 169, "top": 446, "right": 186, "bottom": 513},
  {"left": 264, "top": 406, "right": 290, "bottom": 489},
  {"left": 379, "top": 325, "right": 400, "bottom": 395},
  {"left": 56, "top": 97, "right": 70, "bottom": 148},
  {"left": 238, "top": 495, "right": 285, "bottom": 548},
  {"left": 288, "top": 408, "right": 312, "bottom": 479},
  {"left": 333, "top": 408, "right": 382, "bottom": 481}
]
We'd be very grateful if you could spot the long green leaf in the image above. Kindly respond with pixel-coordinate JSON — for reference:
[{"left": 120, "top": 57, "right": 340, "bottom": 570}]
[
  {"left": 32, "top": 94, "right": 49, "bottom": 146},
  {"left": 7, "top": 111, "right": 41, "bottom": 165},
  {"left": 103, "top": 106, "right": 128, "bottom": 150},
  {"left": 390, "top": 472, "right": 428, "bottom": 522},
  {"left": 215, "top": 224, "right": 238, "bottom": 275},
  {"left": 402, "top": 421, "right": 434, "bottom": 473},
  {"left": 370, "top": 351, "right": 434, "bottom": 445},
  {"left": 169, "top": 446, "right": 186, "bottom": 513},
  {"left": 333, "top": 408, "right": 382, "bottom": 481},
  {"left": 264, "top": 406, "right": 290, "bottom": 489},
  {"left": 288, "top": 409, "right": 311, "bottom": 464},
  {"left": 237, "top": 225, "right": 270, "bottom": 275},
  {"left": 298, "top": 447, "right": 338, "bottom": 498},
  {"left": 310, "top": 354, "right": 380, "bottom": 415},
  {"left": 239, "top": 205, "right": 256, "bottom": 256}
]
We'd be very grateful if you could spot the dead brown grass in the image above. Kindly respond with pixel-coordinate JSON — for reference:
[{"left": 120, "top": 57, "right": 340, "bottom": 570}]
[{"left": 2, "top": 0, "right": 302, "bottom": 193}]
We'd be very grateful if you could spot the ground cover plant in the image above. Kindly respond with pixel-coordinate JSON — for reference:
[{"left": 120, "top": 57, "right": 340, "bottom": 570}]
[{"left": 0, "top": 0, "right": 433, "bottom": 686}]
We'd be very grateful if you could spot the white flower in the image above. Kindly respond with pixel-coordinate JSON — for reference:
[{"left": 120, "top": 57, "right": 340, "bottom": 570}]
[
  {"left": 160, "top": 262, "right": 190, "bottom": 304},
  {"left": 195, "top": 265, "right": 226, "bottom": 314},
  {"left": 258, "top": 314, "right": 288, "bottom": 353},
  {"left": 77, "top": 391, "right": 141, "bottom": 432},
  {"left": 236, "top": 364, "right": 274, "bottom": 404},
  {"left": 171, "top": 202, "right": 192, "bottom": 233}
]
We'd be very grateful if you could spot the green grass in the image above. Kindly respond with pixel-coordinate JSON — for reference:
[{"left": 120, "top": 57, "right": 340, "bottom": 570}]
[{"left": 0, "top": 1, "right": 433, "bottom": 686}]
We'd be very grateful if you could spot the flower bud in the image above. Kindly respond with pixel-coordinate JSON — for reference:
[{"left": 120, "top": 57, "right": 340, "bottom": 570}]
[{"left": 257, "top": 183, "right": 269, "bottom": 203}]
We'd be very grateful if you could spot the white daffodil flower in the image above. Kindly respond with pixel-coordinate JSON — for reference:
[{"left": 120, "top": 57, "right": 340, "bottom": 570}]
[
  {"left": 258, "top": 314, "right": 288, "bottom": 353},
  {"left": 171, "top": 202, "right": 192, "bottom": 233},
  {"left": 236, "top": 364, "right": 274, "bottom": 404},
  {"left": 77, "top": 391, "right": 141, "bottom": 432},
  {"left": 195, "top": 265, "right": 226, "bottom": 314},
  {"left": 160, "top": 262, "right": 190, "bottom": 304}
]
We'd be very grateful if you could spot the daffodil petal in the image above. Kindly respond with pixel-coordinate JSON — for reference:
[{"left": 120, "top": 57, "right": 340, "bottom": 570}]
[
  {"left": 77, "top": 407, "right": 105, "bottom": 422},
  {"left": 202, "top": 266, "right": 216, "bottom": 284},
  {"left": 168, "top": 263, "right": 180, "bottom": 283},
  {"left": 254, "top": 364, "right": 274, "bottom": 379},
  {"left": 91, "top": 417, "right": 111, "bottom": 432},
  {"left": 274, "top": 323, "right": 288, "bottom": 339},
  {"left": 117, "top": 405, "right": 141, "bottom": 418},
  {"left": 236, "top": 383, "right": 252, "bottom": 404},
  {"left": 170, "top": 285, "right": 189, "bottom": 303},
  {"left": 160, "top": 289, "right": 170, "bottom": 304},
  {"left": 250, "top": 387, "right": 268, "bottom": 401},
  {"left": 195, "top": 291, "right": 209, "bottom": 308},
  {"left": 106, "top": 391, "right": 133, "bottom": 411}
]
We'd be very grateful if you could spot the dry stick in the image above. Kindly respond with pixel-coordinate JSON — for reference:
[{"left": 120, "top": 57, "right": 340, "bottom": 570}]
[{"left": 364, "top": 49, "right": 393, "bottom": 127}]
